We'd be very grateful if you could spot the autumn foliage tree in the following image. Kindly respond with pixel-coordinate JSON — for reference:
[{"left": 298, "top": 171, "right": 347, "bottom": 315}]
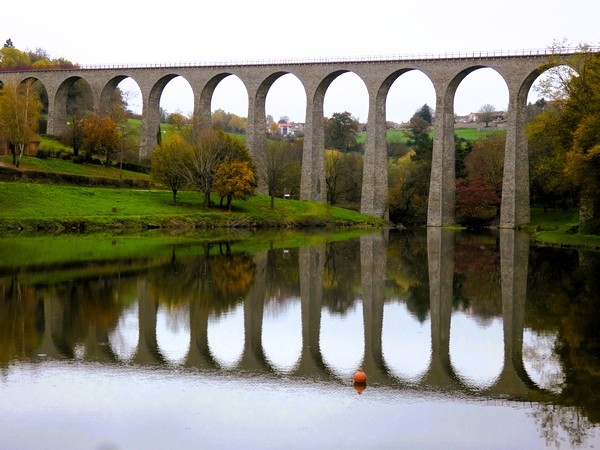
[
  {"left": 214, "top": 160, "right": 257, "bottom": 209},
  {"left": 0, "top": 77, "right": 42, "bottom": 167},
  {"left": 150, "top": 135, "right": 190, "bottom": 204},
  {"left": 81, "top": 115, "right": 119, "bottom": 164},
  {"left": 529, "top": 44, "right": 600, "bottom": 233},
  {"left": 180, "top": 122, "right": 253, "bottom": 208},
  {"left": 455, "top": 134, "right": 504, "bottom": 226}
]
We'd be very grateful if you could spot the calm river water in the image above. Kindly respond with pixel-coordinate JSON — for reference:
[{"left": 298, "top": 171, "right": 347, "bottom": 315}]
[{"left": 0, "top": 228, "right": 599, "bottom": 449}]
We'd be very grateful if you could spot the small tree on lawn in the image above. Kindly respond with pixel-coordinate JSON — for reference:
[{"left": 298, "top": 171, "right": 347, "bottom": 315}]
[
  {"left": 214, "top": 160, "right": 257, "bottom": 210},
  {"left": 81, "top": 115, "right": 119, "bottom": 164},
  {"left": 150, "top": 135, "right": 190, "bottom": 204}
]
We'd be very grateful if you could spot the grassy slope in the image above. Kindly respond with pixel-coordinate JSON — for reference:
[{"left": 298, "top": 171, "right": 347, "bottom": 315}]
[
  {"left": 0, "top": 182, "right": 388, "bottom": 232},
  {"left": 1, "top": 155, "right": 149, "bottom": 180}
]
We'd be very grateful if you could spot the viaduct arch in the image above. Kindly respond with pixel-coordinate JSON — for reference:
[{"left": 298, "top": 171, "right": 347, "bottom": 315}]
[{"left": 1, "top": 50, "right": 588, "bottom": 227}]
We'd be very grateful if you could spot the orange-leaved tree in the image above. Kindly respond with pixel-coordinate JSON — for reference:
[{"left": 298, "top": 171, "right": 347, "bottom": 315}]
[
  {"left": 81, "top": 115, "right": 119, "bottom": 164},
  {"left": 214, "top": 160, "right": 257, "bottom": 210}
]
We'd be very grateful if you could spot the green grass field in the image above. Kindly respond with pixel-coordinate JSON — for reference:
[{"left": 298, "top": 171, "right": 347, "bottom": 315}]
[
  {"left": 356, "top": 127, "right": 505, "bottom": 144},
  {"left": 0, "top": 182, "right": 387, "bottom": 232},
  {"left": 525, "top": 207, "right": 600, "bottom": 249},
  {"left": 1, "top": 155, "right": 149, "bottom": 180}
]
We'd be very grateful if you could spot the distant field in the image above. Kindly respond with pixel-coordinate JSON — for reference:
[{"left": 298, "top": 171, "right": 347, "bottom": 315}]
[{"left": 357, "top": 127, "right": 505, "bottom": 143}]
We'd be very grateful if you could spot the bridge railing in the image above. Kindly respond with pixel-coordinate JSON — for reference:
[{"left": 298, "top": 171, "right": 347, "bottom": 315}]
[{"left": 1, "top": 47, "right": 599, "bottom": 72}]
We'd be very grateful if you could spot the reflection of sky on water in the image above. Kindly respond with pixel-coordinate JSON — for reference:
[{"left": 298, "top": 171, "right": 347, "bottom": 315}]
[
  {"left": 383, "top": 302, "right": 431, "bottom": 381},
  {"left": 0, "top": 363, "right": 590, "bottom": 450},
  {"left": 263, "top": 298, "right": 302, "bottom": 373},
  {"left": 450, "top": 312, "right": 504, "bottom": 388},
  {"left": 109, "top": 301, "right": 139, "bottom": 362},
  {"left": 321, "top": 303, "right": 364, "bottom": 379},
  {"left": 156, "top": 304, "right": 190, "bottom": 365},
  {"left": 208, "top": 305, "right": 245, "bottom": 368}
]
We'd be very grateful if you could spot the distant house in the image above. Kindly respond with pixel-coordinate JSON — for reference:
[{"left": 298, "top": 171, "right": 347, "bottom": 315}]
[
  {"left": 455, "top": 111, "right": 506, "bottom": 125},
  {"left": 276, "top": 119, "right": 304, "bottom": 137}
]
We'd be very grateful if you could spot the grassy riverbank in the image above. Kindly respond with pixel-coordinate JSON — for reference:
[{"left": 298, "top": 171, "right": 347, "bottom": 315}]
[
  {"left": 0, "top": 181, "right": 388, "bottom": 232},
  {"left": 524, "top": 207, "right": 600, "bottom": 250}
]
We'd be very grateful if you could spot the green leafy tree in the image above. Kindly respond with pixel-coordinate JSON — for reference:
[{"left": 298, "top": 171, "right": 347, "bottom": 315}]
[
  {"left": 325, "top": 111, "right": 360, "bottom": 152},
  {"left": 262, "top": 140, "right": 291, "bottom": 208},
  {"left": 527, "top": 105, "right": 574, "bottom": 209},
  {"left": 0, "top": 77, "right": 42, "bottom": 167},
  {"left": 416, "top": 103, "right": 434, "bottom": 124}
]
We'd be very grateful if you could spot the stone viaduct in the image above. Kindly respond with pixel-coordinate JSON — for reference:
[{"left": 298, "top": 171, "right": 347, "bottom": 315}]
[{"left": 0, "top": 49, "right": 587, "bottom": 227}]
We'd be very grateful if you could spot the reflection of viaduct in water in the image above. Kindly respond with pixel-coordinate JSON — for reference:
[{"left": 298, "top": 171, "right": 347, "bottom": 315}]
[{"left": 36, "top": 230, "right": 552, "bottom": 402}]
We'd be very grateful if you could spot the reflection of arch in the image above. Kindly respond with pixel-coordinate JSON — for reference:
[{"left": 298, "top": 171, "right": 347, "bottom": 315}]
[
  {"left": 292, "top": 245, "right": 336, "bottom": 380},
  {"left": 262, "top": 298, "right": 302, "bottom": 373},
  {"left": 382, "top": 303, "right": 431, "bottom": 381},
  {"left": 449, "top": 312, "right": 504, "bottom": 388},
  {"left": 108, "top": 302, "right": 139, "bottom": 362},
  {"left": 484, "top": 229, "right": 538, "bottom": 397},
  {"left": 207, "top": 304, "right": 245, "bottom": 368},
  {"left": 155, "top": 304, "right": 190, "bottom": 366}
]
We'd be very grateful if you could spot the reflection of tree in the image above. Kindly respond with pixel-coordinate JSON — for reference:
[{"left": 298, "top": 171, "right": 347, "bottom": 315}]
[
  {"left": 321, "top": 240, "right": 361, "bottom": 314},
  {"left": 265, "top": 247, "right": 300, "bottom": 305},
  {"left": 54, "top": 277, "right": 124, "bottom": 346},
  {"left": 385, "top": 230, "right": 430, "bottom": 322},
  {"left": 211, "top": 253, "right": 255, "bottom": 298},
  {"left": 0, "top": 278, "right": 43, "bottom": 367},
  {"left": 530, "top": 403, "right": 592, "bottom": 449},
  {"left": 148, "top": 244, "right": 255, "bottom": 317},
  {"left": 453, "top": 232, "right": 502, "bottom": 323},
  {"left": 527, "top": 248, "right": 600, "bottom": 443}
]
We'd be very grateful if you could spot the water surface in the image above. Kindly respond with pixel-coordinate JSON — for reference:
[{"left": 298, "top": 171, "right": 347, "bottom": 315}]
[{"left": 0, "top": 228, "right": 598, "bottom": 449}]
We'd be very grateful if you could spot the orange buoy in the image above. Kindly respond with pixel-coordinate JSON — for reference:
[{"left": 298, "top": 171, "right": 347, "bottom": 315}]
[{"left": 353, "top": 368, "right": 367, "bottom": 384}]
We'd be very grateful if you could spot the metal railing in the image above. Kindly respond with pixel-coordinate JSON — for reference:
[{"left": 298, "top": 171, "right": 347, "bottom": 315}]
[{"left": 1, "top": 47, "right": 599, "bottom": 72}]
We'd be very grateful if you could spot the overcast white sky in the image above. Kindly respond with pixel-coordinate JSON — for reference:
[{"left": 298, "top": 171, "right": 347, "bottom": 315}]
[{"left": 3, "top": 0, "right": 599, "bottom": 122}]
